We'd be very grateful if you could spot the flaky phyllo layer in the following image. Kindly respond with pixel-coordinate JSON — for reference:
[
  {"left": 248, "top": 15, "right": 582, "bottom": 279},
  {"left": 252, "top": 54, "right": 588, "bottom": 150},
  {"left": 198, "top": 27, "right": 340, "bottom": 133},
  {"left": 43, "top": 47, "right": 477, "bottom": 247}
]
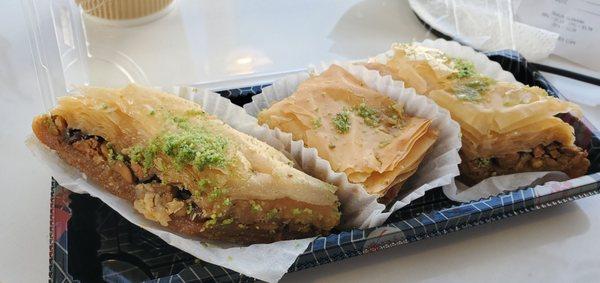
[
  {"left": 33, "top": 85, "right": 340, "bottom": 244},
  {"left": 365, "top": 43, "right": 589, "bottom": 184},
  {"left": 365, "top": 44, "right": 582, "bottom": 154},
  {"left": 257, "top": 65, "right": 438, "bottom": 202}
]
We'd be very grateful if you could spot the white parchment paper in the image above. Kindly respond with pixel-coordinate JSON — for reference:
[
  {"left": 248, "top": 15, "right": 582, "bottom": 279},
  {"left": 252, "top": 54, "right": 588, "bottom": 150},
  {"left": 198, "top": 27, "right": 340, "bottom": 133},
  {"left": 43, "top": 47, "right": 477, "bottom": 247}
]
[
  {"left": 27, "top": 87, "right": 315, "bottom": 283},
  {"left": 444, "top": 172, "right": 570, "bottom": 202}
]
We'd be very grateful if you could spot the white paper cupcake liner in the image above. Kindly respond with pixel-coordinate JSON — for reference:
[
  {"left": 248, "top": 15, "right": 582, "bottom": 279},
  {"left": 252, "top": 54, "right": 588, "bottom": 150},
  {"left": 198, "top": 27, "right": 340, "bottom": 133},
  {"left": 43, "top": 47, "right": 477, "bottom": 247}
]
[
  {"left": 27, "top": 87, "right": 316, "bottom": 283},
  {"left": 368, "top": 38, "right": 575, "bottom": 203},
  {"left": 244, "top": 62, "right": 462, "bottom": 229}
]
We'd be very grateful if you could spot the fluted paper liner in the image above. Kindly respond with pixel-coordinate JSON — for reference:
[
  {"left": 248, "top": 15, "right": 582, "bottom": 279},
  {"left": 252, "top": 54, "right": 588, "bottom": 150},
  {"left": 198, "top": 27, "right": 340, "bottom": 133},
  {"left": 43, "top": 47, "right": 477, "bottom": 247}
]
[
  {"left": 27, "top": 87, "right": 314, "bottom": 283},
  {"left": 244, "top": 62, "right": 462, "bottom": 229}
]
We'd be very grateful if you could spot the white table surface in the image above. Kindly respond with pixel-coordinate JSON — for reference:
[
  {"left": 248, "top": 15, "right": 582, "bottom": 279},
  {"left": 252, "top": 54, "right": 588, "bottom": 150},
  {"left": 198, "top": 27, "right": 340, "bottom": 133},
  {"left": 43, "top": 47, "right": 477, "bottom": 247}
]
[{"left": 1, "top": 0, "right": 599, "bottom": 282}]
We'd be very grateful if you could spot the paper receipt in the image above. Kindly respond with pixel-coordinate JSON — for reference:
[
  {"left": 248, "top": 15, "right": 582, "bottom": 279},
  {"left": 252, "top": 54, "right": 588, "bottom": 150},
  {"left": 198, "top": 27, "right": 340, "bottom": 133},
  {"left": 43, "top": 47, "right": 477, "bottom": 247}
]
[{"left": 516, "top": 0, "right": 600, "bottom": 71}]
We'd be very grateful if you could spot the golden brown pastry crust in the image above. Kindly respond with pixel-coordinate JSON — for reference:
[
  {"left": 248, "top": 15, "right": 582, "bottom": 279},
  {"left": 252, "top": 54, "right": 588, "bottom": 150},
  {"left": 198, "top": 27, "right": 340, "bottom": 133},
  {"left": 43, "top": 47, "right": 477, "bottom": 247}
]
[
  {"left": 33, "top": 115, "right": 338, "bottom": 244},
  {"left": 33, "top": 85, "right": 342, "bottom": 244}
]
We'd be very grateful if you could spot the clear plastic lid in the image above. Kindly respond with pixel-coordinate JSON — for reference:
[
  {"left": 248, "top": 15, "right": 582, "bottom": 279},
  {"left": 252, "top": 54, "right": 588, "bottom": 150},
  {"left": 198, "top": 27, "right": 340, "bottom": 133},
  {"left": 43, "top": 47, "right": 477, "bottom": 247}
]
[{"left": 23, "top": 0, "right": 531, "bottom": 111}]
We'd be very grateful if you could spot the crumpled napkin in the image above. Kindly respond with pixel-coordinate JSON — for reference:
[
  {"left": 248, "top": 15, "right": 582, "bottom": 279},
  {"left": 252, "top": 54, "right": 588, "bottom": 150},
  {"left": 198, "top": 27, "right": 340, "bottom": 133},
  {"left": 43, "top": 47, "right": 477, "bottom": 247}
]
[{"left": 409, "top": 0, "right": 559, "bottom": 61}]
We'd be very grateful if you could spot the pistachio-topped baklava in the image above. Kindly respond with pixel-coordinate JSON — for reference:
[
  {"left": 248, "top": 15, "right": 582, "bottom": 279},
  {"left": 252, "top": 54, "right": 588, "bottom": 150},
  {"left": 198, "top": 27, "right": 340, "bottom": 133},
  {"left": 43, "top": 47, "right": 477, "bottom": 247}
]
[
  {"left": 257, "top": 65, "right": 439, "bottom": 203},
  {"left": 365, "top": 43, "right": 590, "bottom": 185},
  {"left": 32, "top": 85, "right": 340, "bottom": 244}
]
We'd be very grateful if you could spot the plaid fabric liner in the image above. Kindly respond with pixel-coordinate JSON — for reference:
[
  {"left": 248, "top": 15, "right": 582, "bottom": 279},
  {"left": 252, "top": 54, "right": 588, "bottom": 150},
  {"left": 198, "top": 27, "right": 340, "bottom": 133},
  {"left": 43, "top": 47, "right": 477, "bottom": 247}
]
[{"left": 48, "top": 51, "right": 600, "bottom": 282}]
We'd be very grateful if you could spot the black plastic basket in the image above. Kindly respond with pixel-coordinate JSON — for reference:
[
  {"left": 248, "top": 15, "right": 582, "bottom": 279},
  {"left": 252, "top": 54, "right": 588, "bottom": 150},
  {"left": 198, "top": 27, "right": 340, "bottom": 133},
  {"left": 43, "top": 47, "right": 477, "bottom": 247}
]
[{"left": 49, "top": 50, "right": 600, "bottom": 282}]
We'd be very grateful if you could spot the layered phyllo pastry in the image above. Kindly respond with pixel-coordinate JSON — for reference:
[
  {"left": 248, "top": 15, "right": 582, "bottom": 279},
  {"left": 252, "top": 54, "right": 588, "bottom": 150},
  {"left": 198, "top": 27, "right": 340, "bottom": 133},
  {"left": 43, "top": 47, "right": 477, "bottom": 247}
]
[
  {"left": 365, "top": 43, "right": 590, "bottom": 185},
  {"left": 32, "top": 85, "right": 340, "bottom": 244},
  {"left": 257, "top": 65, "right": 439, "bottom": 204}
]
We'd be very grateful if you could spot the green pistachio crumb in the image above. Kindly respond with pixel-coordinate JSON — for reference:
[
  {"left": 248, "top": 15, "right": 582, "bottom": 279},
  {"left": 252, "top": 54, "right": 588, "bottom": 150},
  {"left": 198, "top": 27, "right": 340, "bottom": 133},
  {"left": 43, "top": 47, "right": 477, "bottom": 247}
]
[
  {"left": 475, "top": 157, "right": 491, "bottom": 168},
  {"left": 452, "top": 58, "right": 477, "bottom": 79},
  {"left": 159, "top": 129, "right": 228, "bottom": 171},
  {"left": 197, "top": 179, "right": 210, "bottom": 188},
  {"left": 223, "top": 198, "right": 232, "bottom": 206},
  {"left": 354, "top": 103, "right": 380, "bottom": 127},
  {"left": 208, "top": 188, "right": 227, "bottom": 201},
  {"left": 149, "top": 110, "right": 156, "bottom": 116},
  {"left": 193, "top": 190, "right": 202, "bottom": 199},
  {"left": 186, "top": 203, "right": 194, "bottom": 215},
  {"left": 106, "top": 146, "right": 126, "bottom": 163},
  {"left": 332, "top": 109, "right": 351, "bottom": 134},
  {"left": 221, "top": 218, "right": 234, "bottom": 225},
  {"left": 128, "top": 145, "right": 142, "bottom": 163},
  {"left": 328, "top": 143, "right": 336, "bottom": 149},
  {"left": 205, "top": 214, "right": 218, "bottom": 227},
  {"left": 128, "top": 144, "right": 157, "bottom": 170},
  {"left": 312, "top": 117, "right": 322, "bottom": 129},
  {"left": 250, "top": 202, "right": 263, "bottom": 212},
  {"left": 451, "top": 76, "right": 495, "bottom": 102},
  {"left": 292, "top": 208, "right": 301, "bottom": 216},
  {"left": 172, "top": 116, "right": 188, "bottom": 124},
  {"left": 107, "top": 147, "right": 116, "bottom": 160},
  {"left": 266, "top": 208, "right": 279, "bottom": 220},
  {"left": 453, "top": 86, "right": 482, "bottom": 101}
]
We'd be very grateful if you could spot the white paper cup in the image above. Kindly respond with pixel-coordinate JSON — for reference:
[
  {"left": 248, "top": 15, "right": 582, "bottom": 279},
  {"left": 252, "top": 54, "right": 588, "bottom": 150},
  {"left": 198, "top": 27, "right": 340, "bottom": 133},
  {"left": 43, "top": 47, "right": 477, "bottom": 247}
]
[{"left": 244, "top": 62, "right": 462, "bottom": 229}]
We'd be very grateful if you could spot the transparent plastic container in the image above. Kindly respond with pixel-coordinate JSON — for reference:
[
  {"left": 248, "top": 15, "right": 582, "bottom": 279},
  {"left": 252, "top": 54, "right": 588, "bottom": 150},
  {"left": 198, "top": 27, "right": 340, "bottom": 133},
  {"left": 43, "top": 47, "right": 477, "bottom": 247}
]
[{"left": 22, "top": 0, "right": 530, "bottom": 111}]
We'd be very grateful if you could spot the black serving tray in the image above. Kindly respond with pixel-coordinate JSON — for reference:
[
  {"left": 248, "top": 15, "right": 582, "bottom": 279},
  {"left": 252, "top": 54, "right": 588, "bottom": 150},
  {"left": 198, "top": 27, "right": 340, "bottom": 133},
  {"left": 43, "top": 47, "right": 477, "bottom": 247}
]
[{"left": 49, "top": 50, "right": 600, "bottom": 282}]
